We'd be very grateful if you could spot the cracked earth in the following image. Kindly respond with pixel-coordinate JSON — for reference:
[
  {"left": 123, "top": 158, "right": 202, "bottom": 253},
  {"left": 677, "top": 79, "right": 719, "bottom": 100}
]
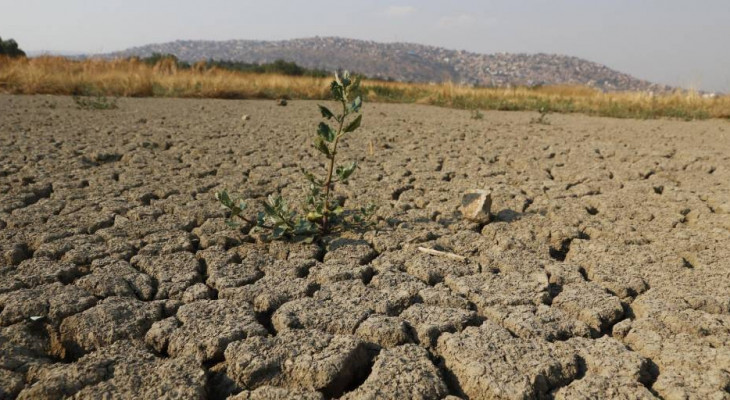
[{"left": 1, "top": 94, "right": 729, "bottom": 399}]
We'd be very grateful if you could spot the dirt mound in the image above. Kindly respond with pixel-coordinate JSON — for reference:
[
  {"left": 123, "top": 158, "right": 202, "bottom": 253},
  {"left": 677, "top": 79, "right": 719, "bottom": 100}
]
[{"left": 1, "top": 95, "right": 729, "bottom": 399}]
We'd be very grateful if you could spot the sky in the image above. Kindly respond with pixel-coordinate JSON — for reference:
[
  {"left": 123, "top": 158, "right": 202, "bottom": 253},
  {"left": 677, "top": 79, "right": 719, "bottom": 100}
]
[{"left": 2, "top": 0, "right": 729, "bottom": 92}]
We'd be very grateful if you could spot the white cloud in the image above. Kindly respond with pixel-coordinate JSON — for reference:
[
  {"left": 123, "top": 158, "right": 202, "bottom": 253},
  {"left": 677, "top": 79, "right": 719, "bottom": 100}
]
[
  {"left": 437, "top": 14, "right": 478, "bottom": 28},
  {"left": 385, "top": 6, "right": 416, "bottom": 18}
]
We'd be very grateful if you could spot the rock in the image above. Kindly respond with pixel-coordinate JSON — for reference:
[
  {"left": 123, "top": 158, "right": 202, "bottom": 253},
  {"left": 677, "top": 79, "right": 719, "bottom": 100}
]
[
  {"left": 58, "top": 297, "right": 163, "bottom": 358},
  {"left": 341, "top": 344, "right": 449, "bottom": 400},
  {"left": 17, "top": 340, "right": 206, "bottom": 399},
  {"left": 461, "top": 189, "right": 492, "bottom": 223},
  {"left": 145, "top": 299, "right": 267, "bottom": 363},
  {"left": 225, "top": 329, "right": 369, "bottom": 397},
  {"left": 437, "top": 321, "right": 580, "bottom": 399},
  {"left": 276, "top": 99, "right": 288, "bottom": 106}
]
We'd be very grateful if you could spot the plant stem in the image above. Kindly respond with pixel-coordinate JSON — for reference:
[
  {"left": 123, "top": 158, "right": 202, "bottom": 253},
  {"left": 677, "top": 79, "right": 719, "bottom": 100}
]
[
  {"left": 235, "top": 214, "right": 272, "bottom": 230},
  {"left": 321, "top": 95, "right": 348, "bottom": 232}
]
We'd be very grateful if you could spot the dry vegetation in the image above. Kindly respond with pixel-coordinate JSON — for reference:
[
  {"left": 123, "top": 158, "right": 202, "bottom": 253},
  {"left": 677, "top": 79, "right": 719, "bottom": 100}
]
[{"left": 1, "top": 56, "right": 728, "bottom": 120}]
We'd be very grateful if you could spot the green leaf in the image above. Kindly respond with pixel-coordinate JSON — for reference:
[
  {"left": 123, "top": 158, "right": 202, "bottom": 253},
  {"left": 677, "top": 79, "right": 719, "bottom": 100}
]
[
  {"left": 314, "top": 137, "right": 331, "bottom": 158},
  {"left": 348, "top": 96, "right": 362, "bottom": 113},
  {"left": 306, "top": 211, "right": 323, "bottom": 222},
  {"left": 317, "top": 122, "right": 336, "bottom": 142},
  {"left": 272, "top": 226, "right": 286, "bottom": 239},
  {"left": 262, "top": 201, "right": 277, "bottom": 218},
  {"left": 343, "top": 114, "right": 362, "bottom": 133},
  {"left": 318, "top": 105, "right": 335, "bottom": 120},
  {"left": 351, "top": 75, "right": 362, "bottom": 91},
  {"left": 330, "top": 81, "right": 344, "bottom": 101},
  {"left": 225, "top": 219, "right": 239, "bottom": 228},
  {"left": 362, "top": 203, "right": 377, "bottom": 215},
  {"left": 216, "top": 190, "right": 233, "bottom": 208},
  {"left": 336, "top": 161, "right": 357, "bottom": 182}
]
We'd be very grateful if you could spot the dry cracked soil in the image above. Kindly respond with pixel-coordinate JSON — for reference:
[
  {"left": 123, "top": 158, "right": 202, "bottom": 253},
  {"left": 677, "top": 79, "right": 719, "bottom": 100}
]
[{"left": 1, "top": 94, "right": 729, "bottom": 399}]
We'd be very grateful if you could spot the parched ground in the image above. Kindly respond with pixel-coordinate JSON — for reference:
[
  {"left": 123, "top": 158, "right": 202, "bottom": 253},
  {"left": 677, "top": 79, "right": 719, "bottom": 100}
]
[{"left": 1, "top": 94, "right": 729, "bottom": 400}]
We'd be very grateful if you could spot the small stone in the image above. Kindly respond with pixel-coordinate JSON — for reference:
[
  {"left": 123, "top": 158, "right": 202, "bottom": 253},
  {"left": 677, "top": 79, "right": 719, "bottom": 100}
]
[
  {"left": 276, "top": 99, "right": 288, "bottom": 106},
  {"left": 461, "top": 189, "right": 492, "bottom": 223},
  {"left": 241, "top": 114, "right": 251, "bottom": 121}
]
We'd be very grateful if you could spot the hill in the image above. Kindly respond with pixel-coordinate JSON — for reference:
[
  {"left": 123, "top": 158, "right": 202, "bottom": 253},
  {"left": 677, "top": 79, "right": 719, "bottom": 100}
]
[{"left": 102, "top": 37, "right": 668, "bottom": 92}]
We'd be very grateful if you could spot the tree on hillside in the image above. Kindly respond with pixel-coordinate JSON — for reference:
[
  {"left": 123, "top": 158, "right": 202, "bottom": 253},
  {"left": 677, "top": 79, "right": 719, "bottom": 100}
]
[
  {"left": 139, "top": 53, "right": 190, "bottom": 69},
  {"left": 0, "top": 37, "right": 26, "bottom": 57}
]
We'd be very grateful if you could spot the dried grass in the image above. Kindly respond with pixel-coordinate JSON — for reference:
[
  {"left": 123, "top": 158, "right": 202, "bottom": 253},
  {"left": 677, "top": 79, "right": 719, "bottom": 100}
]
[{"left": 1, "top": 56, "right": 727, "bottom": 120}]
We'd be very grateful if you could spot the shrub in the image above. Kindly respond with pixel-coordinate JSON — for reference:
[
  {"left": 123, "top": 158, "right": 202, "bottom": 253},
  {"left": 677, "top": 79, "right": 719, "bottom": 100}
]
[
  {"left": 0, "top": 37, "right": 26, "bottom": 58},
  {"left": 216, "top": 71, "right": 376, "bottom": 242}
]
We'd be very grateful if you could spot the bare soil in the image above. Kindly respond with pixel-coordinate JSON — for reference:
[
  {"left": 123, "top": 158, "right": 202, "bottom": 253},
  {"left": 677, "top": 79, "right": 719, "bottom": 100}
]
[{"left": 1, "top": 94, "right": 729, "bottom": 399}]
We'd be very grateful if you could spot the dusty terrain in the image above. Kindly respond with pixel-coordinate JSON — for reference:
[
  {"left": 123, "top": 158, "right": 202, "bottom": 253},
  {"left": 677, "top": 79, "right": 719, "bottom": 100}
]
[{"left": 1, "top": 94, "right": 729, "bottom": 399}]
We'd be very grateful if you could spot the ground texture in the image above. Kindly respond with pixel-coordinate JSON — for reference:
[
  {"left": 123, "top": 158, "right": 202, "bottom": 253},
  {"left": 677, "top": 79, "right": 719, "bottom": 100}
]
[{"left": 1, "top": 95, "right": 729, "bottom": 399}]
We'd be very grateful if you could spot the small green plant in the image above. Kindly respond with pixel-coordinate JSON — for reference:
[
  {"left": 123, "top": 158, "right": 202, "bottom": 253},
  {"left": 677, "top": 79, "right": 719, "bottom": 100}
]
[
  {"left": 216, "top": 71, "right": 376, "bottom": 241},
  {"left": 531, "top": 107, "right": 550, "bottom": 125},
  {"left": 470, "top": 109, "right": 484, "bottom": 120},
  {"left": 73, "top": 94, "right": 118, "bottom": 110}
]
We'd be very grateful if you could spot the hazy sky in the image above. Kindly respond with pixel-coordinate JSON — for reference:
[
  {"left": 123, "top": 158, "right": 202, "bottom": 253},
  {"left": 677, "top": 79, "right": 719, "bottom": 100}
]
[{"left": 2, "top": 0, "right": 729, "bottom": 92}]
